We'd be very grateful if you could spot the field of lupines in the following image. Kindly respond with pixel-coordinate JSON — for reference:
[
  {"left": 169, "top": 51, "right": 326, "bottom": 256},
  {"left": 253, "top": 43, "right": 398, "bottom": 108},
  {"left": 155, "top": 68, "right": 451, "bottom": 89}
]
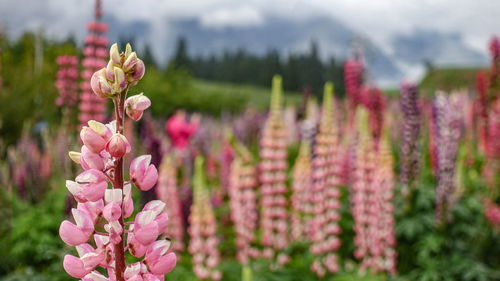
[{"left": 2, "top": 2, "right": 500, "bottom": 281}]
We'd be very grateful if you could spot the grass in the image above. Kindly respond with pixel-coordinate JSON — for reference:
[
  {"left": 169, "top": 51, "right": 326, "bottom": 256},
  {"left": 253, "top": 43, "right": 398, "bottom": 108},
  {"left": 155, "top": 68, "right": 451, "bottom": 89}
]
[{"left": 418, "top": 67, "right": 484, "bottom": 96}]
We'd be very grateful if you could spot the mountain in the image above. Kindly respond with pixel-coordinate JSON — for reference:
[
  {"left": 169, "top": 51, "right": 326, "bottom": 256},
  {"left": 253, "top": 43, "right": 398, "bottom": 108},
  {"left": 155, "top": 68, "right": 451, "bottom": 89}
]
[
  {"left": 166, "top": 17, "right": 402, "bottom": 86},
  {"left": 102, "top": 15, "right": 488, "bottom": 87}
]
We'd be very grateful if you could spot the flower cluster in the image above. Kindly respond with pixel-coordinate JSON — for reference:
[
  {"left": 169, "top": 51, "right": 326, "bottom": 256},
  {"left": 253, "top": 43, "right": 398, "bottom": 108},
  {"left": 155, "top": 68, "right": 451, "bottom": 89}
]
[
  {"left": 399, "top": 81, "right": 421, "bottom": 191},
  {"left": 156, "top": 155, "right": 185, "bottom": 253},
  {"left": 351, "top": 108, "right": 378, "bottom": 271},
  {"left": 484, "top": 199, "right": 500, "bottom": 233},
  {"left": 79, "top": 0, "right": 108, "bottom": 125},
  {"left": 364, "top": 129, "right": 397, "bottom": 274},
  {"left": 228, "top": 138, "right": 259, "bottom": 264},
  {"left": 309, "top": 83, "right": 342, "bottom": 277},
  {"left": 55, "top": 55, "right": 79, "bottom": 107},
  {"left": 290, "top": 140, "right": 312, "bottom": 242},
  {"left": 220, "top": 137, "right": 234, "bottom": 195},
  {"left": 434, "top": 92, "right": 464, "bottom": 224},
  {"left": 188, "top": 156, "right": 221, "bottom": 280},
  {"left": 360, "top": 86, "right": 385, "bottom": 139},
  {"left": 344, "top": 58, "right": 364, "bottom": 112},
  {"left": 60, "top": 43, "right": 176, "bottom": 281},
  {"left": 258, "top": 75, "right": 289, "bottom": 264}
]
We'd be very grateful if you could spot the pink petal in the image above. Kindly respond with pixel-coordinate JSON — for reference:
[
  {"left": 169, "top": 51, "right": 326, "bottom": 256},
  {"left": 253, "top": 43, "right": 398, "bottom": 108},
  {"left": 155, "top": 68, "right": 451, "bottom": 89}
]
[
  {"left": 103, "top": 202, "right": 122, "bottom": 222},
  {"left": 60, "top": 220, "right": 91, "bottom": 246},
  {"left": 134, "top": 222, "right": 159, "bottom": 245},
  {"left": 63, "top": 254, "right": 91, "bottom": 278},
  {"left": 137, "top": 165, "right": 158, "bottom": 191},
  {"left": 81, "top": 127, "right": 107, "bottom": 153},
  {"left": 82, "top": 181, "right": 108, "bottom": 202},
  {"left": 155, "top": 214, "right": 168, "bottom": 232},
  {"left": 148, "top": 252, "right": 177, "bottom": 275}
]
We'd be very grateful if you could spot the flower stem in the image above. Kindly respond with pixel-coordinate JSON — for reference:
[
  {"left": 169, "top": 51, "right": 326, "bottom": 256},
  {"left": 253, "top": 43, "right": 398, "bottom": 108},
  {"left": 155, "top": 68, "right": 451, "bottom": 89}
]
[{"left": 112, "top": 91, "right": 127, "bottom": 281}]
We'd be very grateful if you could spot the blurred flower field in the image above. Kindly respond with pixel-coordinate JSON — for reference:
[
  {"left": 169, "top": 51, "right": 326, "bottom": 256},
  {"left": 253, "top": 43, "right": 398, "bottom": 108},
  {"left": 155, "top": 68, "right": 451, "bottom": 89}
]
[{"left": 2, "top": 2, "right": 500, "bottom": 281}]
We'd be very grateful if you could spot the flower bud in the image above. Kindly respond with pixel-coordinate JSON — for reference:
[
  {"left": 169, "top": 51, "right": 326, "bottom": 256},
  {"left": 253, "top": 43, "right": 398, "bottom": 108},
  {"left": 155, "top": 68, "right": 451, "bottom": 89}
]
[
  {"left": 90, "top": 69, "right": 111, "bottom": 98},
  {"left": 106, "top": 133, "right": 131, "bottom": 158},
  {"left": 125, "top": 93, "right": 151, "bottom": 121},
  {"left": 124, "top": 43, "right": 132, "bottom": 59},
  {"left": 112, "top": 66, "right": 127, "bottom": 94},
  {"left": 105, "top": 60, "right": 115, "bottom": 81},
  {"left": 123, "top": 52, "right": 138, "bottom": 72},
  {"left": 69, "top": 151, "right": 81, "bottom": 164},
  {"left": 110, "top": 43, "right": 121, "bottom": 65},
  {"left": 128, "top": 59, "right": 145, "bottom": 85}
]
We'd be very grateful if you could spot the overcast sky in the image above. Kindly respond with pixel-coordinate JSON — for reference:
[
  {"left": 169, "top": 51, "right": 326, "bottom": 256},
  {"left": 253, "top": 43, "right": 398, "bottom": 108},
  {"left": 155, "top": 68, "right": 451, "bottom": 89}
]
[{"left": 1, "top": 0, "right": 499, "bottom": 57}]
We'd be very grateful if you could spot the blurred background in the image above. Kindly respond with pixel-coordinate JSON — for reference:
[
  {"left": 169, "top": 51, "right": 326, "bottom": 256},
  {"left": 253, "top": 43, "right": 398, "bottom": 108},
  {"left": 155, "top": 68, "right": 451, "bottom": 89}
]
[{"left": 1, "top": 0, "right": 500, "bottom": 280}]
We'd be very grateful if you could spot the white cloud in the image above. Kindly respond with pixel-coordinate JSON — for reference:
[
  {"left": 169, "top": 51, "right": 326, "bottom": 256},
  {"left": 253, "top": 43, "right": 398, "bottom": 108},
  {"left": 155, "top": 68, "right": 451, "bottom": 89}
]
[
  {"left": 0, "top": 0, "right": 499, "bottom": 56},
  {"left": 200, "top": 6, "right": 264, "bottom": 29}
]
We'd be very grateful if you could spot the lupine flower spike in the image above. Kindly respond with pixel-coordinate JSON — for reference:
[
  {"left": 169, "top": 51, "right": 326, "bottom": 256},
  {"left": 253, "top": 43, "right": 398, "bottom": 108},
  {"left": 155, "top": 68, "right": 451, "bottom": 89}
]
[
  {"left": 351, "top": 108, "right": 376, "bottom": 272},
  {"left": 61, "top": 43, "right": 175, "bottom": 281},
  {"left": 434, "top": 92, "right": 464, "bottom": 224},
  {"left": 79, "top": 0, "right": 108, "bottom": 125},
  {"left": 309, "top": 82, "right": 342, "bottom": 277},
  {"left": 188, "top": 156, "right": 222, "bottom": 281},
  {"left": 228, "top": 133, "right": 259, "bottom": 265},
  {"left": 156, "top": 154, "right": 185, "bottom": 253},
  {"left": 290, "top": 139, "right": 312, "bottom": 242},
  {"left": 368, "top": 127, "right": 397, "bottom": 274},
  {"left": 258, "top": 75, "right": 290, "bottom": 266},
  {"left": 399, "top": 81, "right": 421, "bottom": 194}
]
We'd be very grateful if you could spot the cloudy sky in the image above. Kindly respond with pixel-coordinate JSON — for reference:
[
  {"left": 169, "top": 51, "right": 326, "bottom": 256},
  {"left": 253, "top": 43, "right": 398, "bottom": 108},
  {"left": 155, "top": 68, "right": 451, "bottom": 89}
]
[{"left": 0, "top": 0, "right": 499, "bottom": 74}]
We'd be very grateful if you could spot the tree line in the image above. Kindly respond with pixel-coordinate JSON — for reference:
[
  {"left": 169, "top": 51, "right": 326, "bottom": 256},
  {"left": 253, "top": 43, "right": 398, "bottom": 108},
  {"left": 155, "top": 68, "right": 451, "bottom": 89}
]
[{"left": 168, "top": 37, "right": 346, "bottom": 97}]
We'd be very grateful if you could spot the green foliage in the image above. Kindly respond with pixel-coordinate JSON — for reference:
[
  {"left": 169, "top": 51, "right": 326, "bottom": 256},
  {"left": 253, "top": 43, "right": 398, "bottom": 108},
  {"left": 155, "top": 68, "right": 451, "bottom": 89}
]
[
  {"left": 419, "top": 67, "right": 481, "bottom": 96},
  {"left": 0, "top": 178, "right": 69, "bottom": 281},
  {"left": 186, "top": 38, "right": 345, "bottom": 96}
]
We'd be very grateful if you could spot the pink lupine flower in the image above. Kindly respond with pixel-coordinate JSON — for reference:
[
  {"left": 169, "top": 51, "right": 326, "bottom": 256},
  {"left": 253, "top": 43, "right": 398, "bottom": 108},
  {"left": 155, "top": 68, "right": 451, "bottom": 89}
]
[
  {"left": 290, "top": 138, "right": 312, "bottom": 242},
  {"left": 80, "top": 120, "right": 113, "bottom": 153},
  {"left": 55, "top": 55, "right": 79, "bottom": 107},
  {"left": 308, "top": 83, "right": 342, "bottom": 277},
  {"left": 64, "top": 254, "right": 93, "bottom": 278},
  {"left": 80, "top": 146, "right": 106, "bottom": 171},
  {"left": 61, "top": 42, "right": 176, "bottom": 281},
  {"left": 189, "top": 156, "right": 222, "bottom": 280},
  {"left": 344, "top": 54, "right": 364, "bottom": 119},
  {"left": 258, "top": 75, "right": 290, "bottom": 265},
  {"left": 125, "top": 93, "right": 151, "bottom": 121},
  {"left": 145, "top": 241, "right": 177, "bottom": 275},
  {"left": 130, "top": 155, "right": 158, "bottom": 191},
  {"left": 59, "top": 208, "right": 95, "bottom": 246},
  {"left": 350, "top": 108, "right": 396, "bottom": 274},
  {"left": 71, "top": 169, "right": 109, "bottom": 202},
  {"left": 79, "top": 0, "right": 108, "bottom": 125},
  {"left": 484, "top": 199, "right": 500, "bottom": 233},
  {"left": 156, "top": 155, "right": 185, "bottom": 253},
  {"left": 106, "top": 133, "right": 131, "bottom": 158},
  {"left": 370, "top": 128, "right": 397, "bottom": 274},
  {"left": 228, "top": 137, "right": 259, "bottom": 264}
]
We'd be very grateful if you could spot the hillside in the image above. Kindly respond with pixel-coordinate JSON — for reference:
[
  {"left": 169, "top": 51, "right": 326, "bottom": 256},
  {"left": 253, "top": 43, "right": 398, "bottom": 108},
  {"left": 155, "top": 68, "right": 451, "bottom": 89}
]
[{"left": 419, "top": 67, "right": 483, "bottom": 96}]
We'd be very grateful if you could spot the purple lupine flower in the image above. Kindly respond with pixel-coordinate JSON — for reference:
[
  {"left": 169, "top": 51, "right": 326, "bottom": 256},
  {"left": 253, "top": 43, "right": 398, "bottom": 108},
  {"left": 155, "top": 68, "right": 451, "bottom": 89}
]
[
  {"left": 434, "top": 92, "right": 464, "bottom": 224},
  {"left": 399, "top": 81, "right": 421, "bottom": 191}
]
